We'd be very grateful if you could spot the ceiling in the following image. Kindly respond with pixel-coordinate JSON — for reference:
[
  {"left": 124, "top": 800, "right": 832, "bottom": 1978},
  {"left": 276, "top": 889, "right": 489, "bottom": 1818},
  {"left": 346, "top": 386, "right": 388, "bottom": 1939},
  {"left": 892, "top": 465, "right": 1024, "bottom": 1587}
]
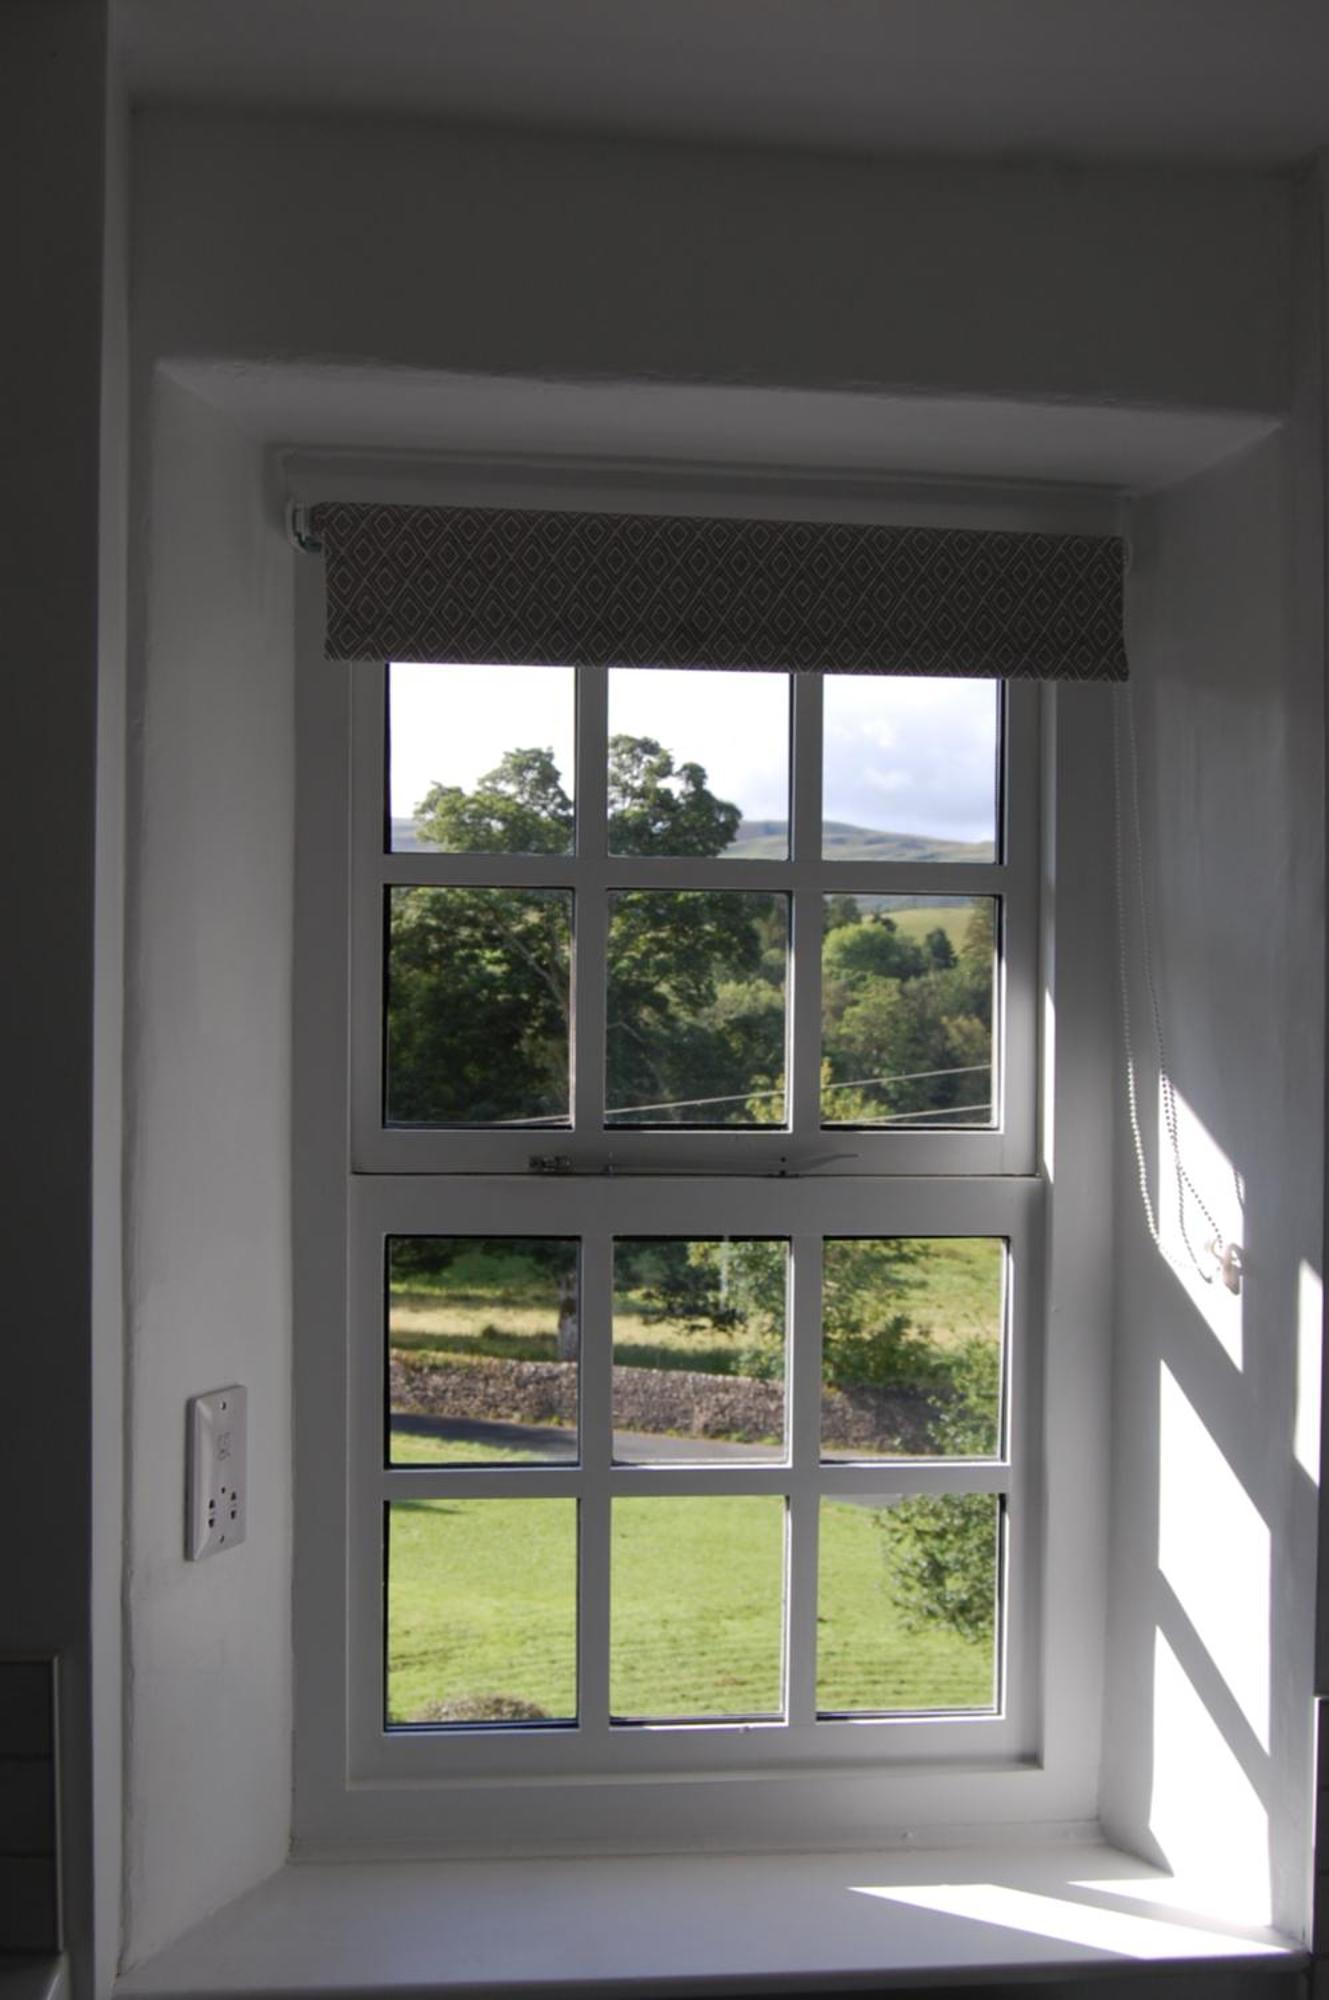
[{"left": 118, "top": 0, "right": 1329, "bottom": 167}]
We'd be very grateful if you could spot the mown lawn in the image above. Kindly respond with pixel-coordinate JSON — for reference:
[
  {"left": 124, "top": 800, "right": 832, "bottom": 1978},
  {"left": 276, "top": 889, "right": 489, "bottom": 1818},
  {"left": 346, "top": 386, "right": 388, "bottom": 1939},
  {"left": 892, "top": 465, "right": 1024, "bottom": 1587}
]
[{"left": 386, "top": 1437, "right": 994, "bottom": 1724}]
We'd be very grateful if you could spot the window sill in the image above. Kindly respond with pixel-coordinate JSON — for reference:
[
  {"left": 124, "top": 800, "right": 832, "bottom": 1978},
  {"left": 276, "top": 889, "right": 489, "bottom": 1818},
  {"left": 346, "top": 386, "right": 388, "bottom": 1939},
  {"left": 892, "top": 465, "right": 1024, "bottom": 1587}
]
[{"left": 114, "top": 1842, "right": 1302, "bottom": 1999}]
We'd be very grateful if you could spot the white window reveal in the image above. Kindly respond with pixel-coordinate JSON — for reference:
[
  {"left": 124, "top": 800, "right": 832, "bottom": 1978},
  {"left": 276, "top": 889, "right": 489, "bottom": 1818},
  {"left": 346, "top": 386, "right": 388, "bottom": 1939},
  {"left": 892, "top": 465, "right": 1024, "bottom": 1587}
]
[{"left": 294, "top": 498, "right": 1129, "bottom": 1824}]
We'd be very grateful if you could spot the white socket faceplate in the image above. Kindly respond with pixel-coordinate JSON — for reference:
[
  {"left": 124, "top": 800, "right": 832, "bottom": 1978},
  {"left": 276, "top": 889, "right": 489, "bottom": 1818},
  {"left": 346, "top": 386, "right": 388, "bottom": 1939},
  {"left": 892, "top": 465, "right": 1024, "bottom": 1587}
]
[{"left": 187, "top": 1385, "right": 247, "bottom": 1560}]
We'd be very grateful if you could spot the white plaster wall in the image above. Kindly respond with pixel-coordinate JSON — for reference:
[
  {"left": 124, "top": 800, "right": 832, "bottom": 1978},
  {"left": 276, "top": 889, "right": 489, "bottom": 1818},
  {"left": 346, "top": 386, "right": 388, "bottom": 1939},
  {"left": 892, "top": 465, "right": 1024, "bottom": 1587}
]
[
  {"left": 1101, "top": 340, "right": 1325, "bottom": 1934},
  {"left": 132, "top": 107, "right": 1289, "bottom": 418},
  {"left": 122, "top": 376, "right": 294, "bottom": 1968},
  {"left": 121, "top": 100, "right": 1318, "bottom": 1966}
]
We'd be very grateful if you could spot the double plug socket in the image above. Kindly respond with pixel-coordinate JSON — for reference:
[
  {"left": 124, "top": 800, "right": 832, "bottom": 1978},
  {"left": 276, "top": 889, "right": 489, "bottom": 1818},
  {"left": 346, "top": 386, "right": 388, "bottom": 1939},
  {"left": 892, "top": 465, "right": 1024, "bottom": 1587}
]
[{"left": 186, "top": 1385, "right": 247, "bottom": 1561}]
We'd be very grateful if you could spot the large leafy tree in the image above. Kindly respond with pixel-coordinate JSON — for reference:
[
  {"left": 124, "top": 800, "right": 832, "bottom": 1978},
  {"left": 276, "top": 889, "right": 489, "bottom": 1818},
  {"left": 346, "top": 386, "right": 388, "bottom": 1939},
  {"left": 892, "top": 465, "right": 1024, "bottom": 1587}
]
[
  {"left": 387, "top": 883, "right": 572, "bottom": 1125},
  {"left": 603, "top": 734, "right": 782, "bottom": 1120},
  {"left": 416, "top": 745, "right": 575, "bottom": 854},
  {"left": 389, "top": 736, "right": 772, "bottom": 1354},
  {"left": 391, "top": 737, "right": 784, "bottom": 1132},
  {"left": 606, "top": 735, "right": 740, "bottom": 856}
]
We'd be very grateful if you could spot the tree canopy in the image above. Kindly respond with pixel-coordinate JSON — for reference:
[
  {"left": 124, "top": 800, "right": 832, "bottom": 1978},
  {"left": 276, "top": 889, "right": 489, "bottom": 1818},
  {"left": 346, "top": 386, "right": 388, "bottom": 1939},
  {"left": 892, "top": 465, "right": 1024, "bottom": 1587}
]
[{"left": 389, "top": 737, "right": 993, "bottom": 1132}]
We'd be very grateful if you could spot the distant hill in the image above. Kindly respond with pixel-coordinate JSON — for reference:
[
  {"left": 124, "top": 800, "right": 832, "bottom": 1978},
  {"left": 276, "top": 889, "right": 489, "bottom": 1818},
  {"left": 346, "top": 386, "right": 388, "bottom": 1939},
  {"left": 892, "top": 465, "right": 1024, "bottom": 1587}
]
[
  {"left": 728, "top": 820, "right": 993, "bottom": 864},
  {"left": 390, "top": 816, "right": 991, "bottom": 863}
]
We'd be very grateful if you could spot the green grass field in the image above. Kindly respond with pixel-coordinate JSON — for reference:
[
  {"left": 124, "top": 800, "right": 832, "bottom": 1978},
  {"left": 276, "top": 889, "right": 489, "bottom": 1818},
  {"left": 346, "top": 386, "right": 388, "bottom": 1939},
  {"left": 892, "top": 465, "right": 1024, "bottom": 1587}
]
[
  {"left": 729, "top": 823, "right": 993, "bottom": 866},
  {"left": 386, "top": 1437, "right": 994, "bottom": 1724},
  {"left": 389, "top": 1234, "right": 1002, "bottom": 1371},
  {"left": 867, "top": 901, "right": 980, "bottom": 950}
]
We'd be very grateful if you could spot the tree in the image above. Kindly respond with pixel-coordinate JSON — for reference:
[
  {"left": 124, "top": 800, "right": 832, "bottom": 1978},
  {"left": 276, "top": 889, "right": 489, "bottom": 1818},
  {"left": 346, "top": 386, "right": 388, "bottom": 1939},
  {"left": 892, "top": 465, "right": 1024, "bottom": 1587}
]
[
  {"left": 880, "top": 1492, "right": 998, "bottom": 1648},
  {"left": 879, "top": 1333, "right": 1001, "bottom": 1645},
  {"left": 924, "top": 926, "right": 956, "bottom": 970},
  {"left": 626, "top": 1234, "right": 945, "bottom": 1399},
  {"left": 821, "top": 1237, "right": 934, "bottom": 1393},
  {"left": 417, "top": 745, "right": 574, "bottom": 855},
  {"left": 393, "top": 733, "right": 784, "bottom": 1131},
  {"left": 957, "top": 898, "right": 996, "bottom": 1022},
  {"left": 607, "top": 734, "right": 741, "bottom": 856},
  {"left": 617, "top": 1237, "right": 787, "bottom": 1377},
  {"left": 388, "top": 736, "right": 782, "bottom": 1361},
  {"left": 602, "top": 737, "right": 781, "bottom": 1121},
  {"left": 386, "top": 883, "right": 570, "bottom": 1124},
  {"left": 822, "top": 910, "right": 926, "bottom": 986},
  {"left": 823, "top": 893, "right": 862, "bottom": 933}
]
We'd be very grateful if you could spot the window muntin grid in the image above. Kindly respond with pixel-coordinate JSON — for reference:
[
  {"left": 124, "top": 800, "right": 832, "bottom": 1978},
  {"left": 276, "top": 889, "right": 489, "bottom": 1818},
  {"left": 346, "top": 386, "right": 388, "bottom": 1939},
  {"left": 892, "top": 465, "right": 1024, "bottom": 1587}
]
[{"left": 348, "top": 662, "right": 1040, "bottom": 1780}]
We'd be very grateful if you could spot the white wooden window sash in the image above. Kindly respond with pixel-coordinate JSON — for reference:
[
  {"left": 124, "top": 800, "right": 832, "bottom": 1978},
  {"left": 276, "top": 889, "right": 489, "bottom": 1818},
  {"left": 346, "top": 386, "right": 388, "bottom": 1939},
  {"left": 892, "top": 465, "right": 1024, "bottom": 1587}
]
[
  {"left": 343, "top": 660, "right": 1043, "bottom": 1785},
  {"left": 350, "top": 667, "right": 1039, "bottom": 1177},
  {"left": 349, "top": 1174, "right": 1040, "bottom": 1784}
]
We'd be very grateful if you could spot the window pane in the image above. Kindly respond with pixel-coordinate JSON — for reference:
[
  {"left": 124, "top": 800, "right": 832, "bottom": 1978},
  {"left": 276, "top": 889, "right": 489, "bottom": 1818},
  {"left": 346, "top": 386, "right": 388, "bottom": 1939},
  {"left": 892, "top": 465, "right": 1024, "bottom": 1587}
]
[
  {"left": 817, "top": 1494, "right": 999, "bottom": 1713},
  {"left": 612, "top": 1240, "right": 787, "bottom": 1463},
  {"left": 611, "top": 1497, "right": 784, "bottom": 1720},
  {"left": 387, "top": 1499, "right": 577, "bottom": 1726},
  {"left": 388, "top": 1238, "right": 578, "bottom": 1466},
  {"left": 608, "top": 669, "right": 789, "bottom": 859},
  {"left": 821, "top": 1238, "right": 1004, "bottom": 1461},
  {"left": 823, "top": 676, "right": 998, "bottom": 860},
  {"left": 606, "top": 892, "right": 787, "bottom": 1125},
  {"left": 388, "top": 662, "right": 575, "bottom": 855},
  {"left": 821, "top": 895, "right": 994, "bottom": 1128},
  {"left": 386, "top": 887, "right": 571, "bottom": 1125}
]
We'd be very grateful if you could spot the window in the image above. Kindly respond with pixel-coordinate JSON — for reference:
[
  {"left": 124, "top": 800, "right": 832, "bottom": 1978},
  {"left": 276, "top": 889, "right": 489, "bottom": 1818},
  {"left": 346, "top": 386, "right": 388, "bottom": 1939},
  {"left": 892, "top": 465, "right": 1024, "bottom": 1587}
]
[{"left": 335, "top": 657, "right": 1042, "bottom": 1787}]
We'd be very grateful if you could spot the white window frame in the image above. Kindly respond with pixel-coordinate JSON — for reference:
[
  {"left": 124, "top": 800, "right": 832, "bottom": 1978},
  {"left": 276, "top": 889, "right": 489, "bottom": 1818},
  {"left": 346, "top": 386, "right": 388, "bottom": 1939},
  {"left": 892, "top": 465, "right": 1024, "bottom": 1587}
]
[{"left": 289, "top": 480, "right": 1112, "bottom": 1855}]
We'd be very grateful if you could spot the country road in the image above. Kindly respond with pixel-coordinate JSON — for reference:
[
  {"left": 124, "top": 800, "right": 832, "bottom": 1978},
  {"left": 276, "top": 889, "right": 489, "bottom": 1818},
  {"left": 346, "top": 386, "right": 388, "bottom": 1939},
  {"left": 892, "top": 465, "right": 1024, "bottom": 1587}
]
[
  {"left": 390, "top": 1412, "right": 780, "bottom": 1463},
  {"left": 390, "top": 1415, "right": 894, "bottom": 1498}
]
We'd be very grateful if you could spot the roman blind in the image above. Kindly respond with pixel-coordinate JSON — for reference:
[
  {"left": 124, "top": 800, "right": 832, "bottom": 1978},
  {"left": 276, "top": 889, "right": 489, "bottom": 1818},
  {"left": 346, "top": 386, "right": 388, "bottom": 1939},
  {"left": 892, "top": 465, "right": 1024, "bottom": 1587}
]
[{"left": 308, "top": 501, "right": 1128, "bottom": 681}]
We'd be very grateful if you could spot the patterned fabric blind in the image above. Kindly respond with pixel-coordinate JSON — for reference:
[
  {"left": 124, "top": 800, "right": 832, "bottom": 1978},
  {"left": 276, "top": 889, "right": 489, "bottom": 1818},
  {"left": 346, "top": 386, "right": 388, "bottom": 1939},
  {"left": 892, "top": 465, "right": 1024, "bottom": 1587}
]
[{"left": 309, "top": 501, "right": 1128, "bottom": 681}]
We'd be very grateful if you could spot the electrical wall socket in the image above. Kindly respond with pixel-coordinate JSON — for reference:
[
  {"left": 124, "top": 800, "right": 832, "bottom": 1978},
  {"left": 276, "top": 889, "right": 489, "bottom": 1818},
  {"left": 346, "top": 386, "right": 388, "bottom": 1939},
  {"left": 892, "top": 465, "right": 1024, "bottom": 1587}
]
[{"left": 186, "top": 1386, "right": 247, "bottom": 1561}]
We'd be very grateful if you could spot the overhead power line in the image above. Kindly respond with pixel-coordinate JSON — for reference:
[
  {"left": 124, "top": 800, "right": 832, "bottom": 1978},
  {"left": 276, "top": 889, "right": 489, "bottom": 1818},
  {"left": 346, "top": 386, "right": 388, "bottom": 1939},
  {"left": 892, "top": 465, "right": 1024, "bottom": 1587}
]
[{"left": 491, "top": 1063, "right": 992, "bottom": 1125}]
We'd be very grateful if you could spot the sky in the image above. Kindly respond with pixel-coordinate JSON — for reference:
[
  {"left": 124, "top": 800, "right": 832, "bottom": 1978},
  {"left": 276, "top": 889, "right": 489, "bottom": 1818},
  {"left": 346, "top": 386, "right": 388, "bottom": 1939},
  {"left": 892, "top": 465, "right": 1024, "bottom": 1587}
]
[{"left": 388, "top": 663, "right": 998, "bottom": 844}]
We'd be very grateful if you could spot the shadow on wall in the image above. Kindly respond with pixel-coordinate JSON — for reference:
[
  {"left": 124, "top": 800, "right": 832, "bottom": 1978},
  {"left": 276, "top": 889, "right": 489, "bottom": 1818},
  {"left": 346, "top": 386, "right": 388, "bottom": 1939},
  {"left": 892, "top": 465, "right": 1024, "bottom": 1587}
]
[
  {"left": 1108, "top": 1093, "right": 1321, "bottom": 1932},
  {"left": 1099, "top": 522, "right": 1324, "bottom": 1946}
]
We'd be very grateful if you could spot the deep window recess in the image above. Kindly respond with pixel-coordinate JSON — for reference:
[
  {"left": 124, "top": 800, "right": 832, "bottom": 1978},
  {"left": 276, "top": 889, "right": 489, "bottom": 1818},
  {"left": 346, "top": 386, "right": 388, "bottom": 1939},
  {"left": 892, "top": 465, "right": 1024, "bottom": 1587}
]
[
  {"left": 291, "top": 495, "right": 1128, "bottom": 1802},
  {"left": 346, "top": 661, "right": 1042, "bottom": 1780}
]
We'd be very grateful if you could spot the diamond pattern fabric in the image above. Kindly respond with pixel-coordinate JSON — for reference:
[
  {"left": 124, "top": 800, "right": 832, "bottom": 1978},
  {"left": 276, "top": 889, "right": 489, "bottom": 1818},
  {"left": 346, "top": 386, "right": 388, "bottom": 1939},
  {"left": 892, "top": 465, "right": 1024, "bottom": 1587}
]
[{"left": 309, "top": 502, "right": 1127, "bottom": 681}]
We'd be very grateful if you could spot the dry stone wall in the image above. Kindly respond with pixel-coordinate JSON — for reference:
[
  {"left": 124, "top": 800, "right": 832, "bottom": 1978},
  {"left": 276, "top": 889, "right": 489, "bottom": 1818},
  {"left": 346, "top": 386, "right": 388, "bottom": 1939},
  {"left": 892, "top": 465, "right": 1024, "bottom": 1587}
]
[{"left": 391, "top": 1352, "right": 938, "bottom": 1454}]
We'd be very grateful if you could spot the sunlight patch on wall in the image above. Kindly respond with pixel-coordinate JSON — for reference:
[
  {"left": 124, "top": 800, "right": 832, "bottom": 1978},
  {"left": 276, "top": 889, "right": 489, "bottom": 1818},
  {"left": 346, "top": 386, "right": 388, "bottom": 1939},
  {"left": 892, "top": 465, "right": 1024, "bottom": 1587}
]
[
  {"left": 1158, "top": 1363, "right": 1270, "bottom": 1748},
  {"left": 1158, "top": 1081, "right": 1244, "bottom": 1367},
  {"left": 850, "top": 1882, "right": 1284, "bottom": 1959},
  {"left": 1148, "top": 1629, "right": 1271, "bottom": 1926},
  {"left": 1295, "top": 1259, "right": 1322, "bottom": 1483}
]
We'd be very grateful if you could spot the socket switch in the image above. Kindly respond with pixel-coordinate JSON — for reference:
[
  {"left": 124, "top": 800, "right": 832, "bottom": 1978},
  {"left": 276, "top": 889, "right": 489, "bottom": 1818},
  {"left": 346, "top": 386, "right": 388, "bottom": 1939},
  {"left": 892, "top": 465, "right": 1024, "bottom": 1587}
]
[{"left": 187, "top": 1385, "right": 247, "bottom": 1560}]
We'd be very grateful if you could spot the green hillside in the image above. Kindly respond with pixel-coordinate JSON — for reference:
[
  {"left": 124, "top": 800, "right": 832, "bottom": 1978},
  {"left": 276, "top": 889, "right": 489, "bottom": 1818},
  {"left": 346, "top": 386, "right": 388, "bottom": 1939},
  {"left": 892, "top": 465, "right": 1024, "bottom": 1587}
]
[
  {"left": 393, "top": 815, "right": 992, "bottom": 863},
  {"left": 729, "top": 819, "right": 992, "bottom": 862}
]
